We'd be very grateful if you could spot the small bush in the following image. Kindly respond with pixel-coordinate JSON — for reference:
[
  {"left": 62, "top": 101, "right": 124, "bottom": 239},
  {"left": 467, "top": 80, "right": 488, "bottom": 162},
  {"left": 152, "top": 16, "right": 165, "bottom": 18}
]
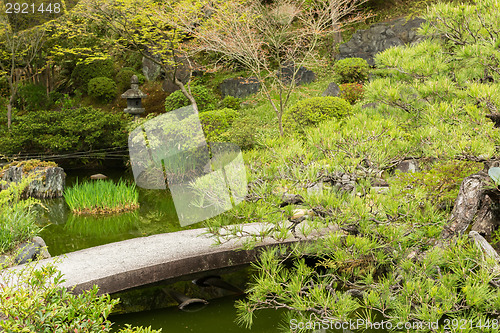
[
  {"left": 220, "top": 95, "right": 241, "bottom": 110},
  {"left": 333, "top": 58, "right": 369, "bottom": 84},
  {"left": 116, "top": 67, "right": 146, "bottom": 93},
  {"left": 71, "top": 58, "right": 114, "bottom": 93},
  {"left": 339, "top": 83, "right": 364, "bottom": 104},
  {"left": 164, "top": 85, "right": 217, "bottom": 113},
  {"left": 199, "top": 108, "right": 238, "bottom": 142},
  {"left": 16, "top": 83, "right": 48, "bottom": 111},
  {"left": 220, "top": 114, "right": 259, "bottom": 150},
  {"left": 284, "top": 97, "right": 353, "bottom": 133},
  {"left": 88, "top": 77, "right": 117, "bottom": 102}
]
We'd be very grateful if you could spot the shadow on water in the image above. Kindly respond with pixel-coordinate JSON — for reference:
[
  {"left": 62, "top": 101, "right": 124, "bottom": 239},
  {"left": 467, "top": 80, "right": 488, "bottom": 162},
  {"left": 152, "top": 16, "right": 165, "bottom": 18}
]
[
  {"left": 37, "top": 168, "right": 199, "bottom": 256},
  {"left": 110, "top": 296, "right": 286, "bottom": 333}
]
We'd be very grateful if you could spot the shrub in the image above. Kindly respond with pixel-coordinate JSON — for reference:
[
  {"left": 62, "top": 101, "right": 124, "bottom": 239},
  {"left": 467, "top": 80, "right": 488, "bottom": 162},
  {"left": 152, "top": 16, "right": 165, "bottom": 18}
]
[
  {"left": 0, "top": 76, "right": 10, "bottom": 97},
  {"left": 88, "top": 77, "right": 117, "bottom": 102},
  {"left": 0, "top": 106, "right": 128, "bottom": 156},
  {"left": 64, "top": 179, "right": 139, "bottom": 215},
  {"left": 116, "top": 67, "right": 146, "bottom": 93},
  {"left": 219, "top": 114, "right": 259, "bottom": 150},
  {"left": 0, "top": 263, "right": 162, "bottom": 332},
  {"left": 198, "top": 108, "right": 238, "bottom": 142},
  {"left": 333, "top": 57, "right": 369, "bottom": 84},
  {"left": 390, "top": 160, "right": 483, "bottom": 210},
  {"left": 16, "top": 83, "right": 49, "bottom": 111},
  {"left": 71, "top": 58, "right": 114, "bottom": 93},
  {"left": 164, "top": 85, "right": 217, "bottom": 113},
  {"left": 339, "top": 83, "right": 364, "bottom": 104},
  {"left": 220, "top": 95, "right": 241, "bottom": 110},
  {"left": 284, "top": 96, "right": 352, "bottom": 133},
  {"left": 141, "top": 81, "right": 166, "bottom": 115}
]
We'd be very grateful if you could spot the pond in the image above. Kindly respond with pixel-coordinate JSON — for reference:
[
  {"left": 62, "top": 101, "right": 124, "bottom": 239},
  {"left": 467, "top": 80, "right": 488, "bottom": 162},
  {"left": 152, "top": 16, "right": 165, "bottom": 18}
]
[{"left": 37, "top": 168, "right": 198, "bottom": 256}]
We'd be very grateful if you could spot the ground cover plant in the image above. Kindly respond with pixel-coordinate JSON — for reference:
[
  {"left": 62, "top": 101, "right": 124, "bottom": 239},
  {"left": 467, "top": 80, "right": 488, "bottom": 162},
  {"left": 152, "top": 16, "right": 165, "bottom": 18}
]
[
  {"left": 64, "top": 179, "right": 139, "bottom": 215},
  {"left": 0, "top": 176, "right": 40, "bottom": 255}
]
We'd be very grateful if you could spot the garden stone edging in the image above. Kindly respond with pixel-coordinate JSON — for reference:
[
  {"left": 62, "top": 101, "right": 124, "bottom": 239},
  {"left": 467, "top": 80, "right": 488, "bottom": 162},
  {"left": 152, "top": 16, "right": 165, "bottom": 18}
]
[
  {"left": 2, "top": 222, "right": 338, "bottom": 295},
  {"left": 337, "top": 17, "right": 426, "bottom": 66}
]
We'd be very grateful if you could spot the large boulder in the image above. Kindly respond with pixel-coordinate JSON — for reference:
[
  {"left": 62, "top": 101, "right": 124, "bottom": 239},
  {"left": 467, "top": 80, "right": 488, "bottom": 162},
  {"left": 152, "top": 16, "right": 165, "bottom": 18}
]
[
  {"left": 337, "top": 17, "right": 426, "bottom": 66},
  {"left": 279, "top": 64, "right": 316, "bottom": 86},
  {"left": 219, "top": 76, "right": 261, "bottom": 99},
  {"left": 1, "top": 161, "right": 65, "bottom": 198}
]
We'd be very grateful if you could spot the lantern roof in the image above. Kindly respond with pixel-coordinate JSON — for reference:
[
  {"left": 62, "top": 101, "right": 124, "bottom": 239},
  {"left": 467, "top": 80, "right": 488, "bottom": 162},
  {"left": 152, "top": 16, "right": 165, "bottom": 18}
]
[{"left": 121, "top": 75, "right": 147, "bottom": 99}]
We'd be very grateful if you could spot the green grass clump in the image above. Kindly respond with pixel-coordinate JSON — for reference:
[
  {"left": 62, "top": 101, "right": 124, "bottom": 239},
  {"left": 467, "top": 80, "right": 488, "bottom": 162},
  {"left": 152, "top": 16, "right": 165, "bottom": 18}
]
[{"left": 64, "top": 180, "right": 139, "bottom": 215}]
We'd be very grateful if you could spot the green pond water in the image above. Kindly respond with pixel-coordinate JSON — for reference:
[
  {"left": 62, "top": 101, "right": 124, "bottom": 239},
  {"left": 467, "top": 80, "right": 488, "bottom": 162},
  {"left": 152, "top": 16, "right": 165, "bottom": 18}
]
[
  {"left": 111, "top": 296, "right": 286, "bottom": 333},
  {"left": 37, "top": 168, "right": 198, "bottom": 256}
]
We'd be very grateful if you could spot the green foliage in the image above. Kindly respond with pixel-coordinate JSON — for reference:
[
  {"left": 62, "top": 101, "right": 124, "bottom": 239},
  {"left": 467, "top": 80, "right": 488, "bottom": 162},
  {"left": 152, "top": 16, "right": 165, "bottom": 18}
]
[
  {"left": 0, "top": 262, "right": 160, "bottom": 332},
  {"left": 64, "top": 180, "right": 139, "bottom": 214},
  {"left": 0, "top": 176, "right": 40, "bottom": 255},
  {"left": 390, "top": 160, "right": 483, "bottom": 210},
  {"left": 88, "top": 77, "right": 117, "bottom": 102},
  {"left": 198, "top": 108, "right": 238, "bottom": 142},
  {"left": 0, "top": 106, "right": 128, "bottom": 156},
  {"left": 284, "top": 96, "right": 352, "bottom": 133},
  {"left": 116, "top": 67, "right": 146, "bottom": 93},
  {"left": 0, "top": 76, "right": 9, "bottom": 97},
  {"left": 16, "top": 83, "right": 49, "bottom": 111},
  {"left": 219, "top": 95, "right": 242, "bottom": 110},
  {"left": 117, "top": 324, "right": 162, "bottom": 333},
  {"left": 219, "top": 114, "right": 260, "bottom": 150},
  {"left": 333, "top": 57, "right": 370, "bottom": 84},
  {"left": 71, "top": 58, "right": 114, "bottom": 93},
  {"left": 339, "top": 82, "right": 364, "bottom": 104},
  {"left": 164, "top": 85, "right": 217, "bottom": 113}
]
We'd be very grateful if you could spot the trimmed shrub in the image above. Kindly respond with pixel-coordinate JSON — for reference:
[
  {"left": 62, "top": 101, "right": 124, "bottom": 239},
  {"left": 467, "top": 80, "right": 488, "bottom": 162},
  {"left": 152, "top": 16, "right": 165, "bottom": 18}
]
[
  {"left": 220, "top": 95, "right": 241, "bottom": 110},
  {"left": 164, "top": 85, "right": 217, "bottom": 113},
  {"left": 116, "top": 67, "right": 146, "bottom": 93},
  {"left": 71, "top": 58, "right": 114, "bottom": 93},
  {"left": 284, "top": 97, "right": 352, "bottom": 133},
  {"left": 0, "top": 106, "right": 128, "bottom": 156},
  {"left": 333, "top": 58, "right": 369, "bottom": 84},
  {"left": 339, "top": 83, "right": 364, "bottom": 104},
  {"left": 88, "top": 77, "right": 117, "bottom": 102},
  {"left": 16, "top": 83, "right": 48, "bottom": 111},
  {"left": 220, "top": 114, "right": 259, "bottom": 150},
  {"left": 199, "top": 108, "right": 238, "bottom": 142}
]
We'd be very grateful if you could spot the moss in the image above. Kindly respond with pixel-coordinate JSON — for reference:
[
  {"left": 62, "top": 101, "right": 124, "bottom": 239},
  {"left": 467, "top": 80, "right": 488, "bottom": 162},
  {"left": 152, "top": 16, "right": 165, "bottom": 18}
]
[{"left": 0, "top": 160, "right": 58, "bottom": 177}]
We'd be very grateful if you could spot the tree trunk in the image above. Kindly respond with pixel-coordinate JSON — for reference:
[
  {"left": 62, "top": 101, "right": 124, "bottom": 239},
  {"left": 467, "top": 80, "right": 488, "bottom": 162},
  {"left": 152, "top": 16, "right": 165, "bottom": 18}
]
[
  {"left": 7, "top": 94, "right": 15, "bottom": 129},
  {"left": 173, "top": 76, "right": 198, "bottom": 113},
  {"left": 441, "top": 170, "right": 500, "bottom": 241}
]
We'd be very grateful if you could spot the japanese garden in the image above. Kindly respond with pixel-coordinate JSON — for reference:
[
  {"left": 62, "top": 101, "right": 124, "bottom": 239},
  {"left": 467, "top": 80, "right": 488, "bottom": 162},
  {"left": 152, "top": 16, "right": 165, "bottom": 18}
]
[{"left": 1, "top": 0, "right": 500, "bottom": 332}]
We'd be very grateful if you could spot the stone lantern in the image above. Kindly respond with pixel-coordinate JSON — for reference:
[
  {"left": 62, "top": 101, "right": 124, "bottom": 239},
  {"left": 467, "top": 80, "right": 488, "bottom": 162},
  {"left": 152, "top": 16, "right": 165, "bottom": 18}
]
[{"left": 121, "top": 75, "right": 147, "bottom": 119}]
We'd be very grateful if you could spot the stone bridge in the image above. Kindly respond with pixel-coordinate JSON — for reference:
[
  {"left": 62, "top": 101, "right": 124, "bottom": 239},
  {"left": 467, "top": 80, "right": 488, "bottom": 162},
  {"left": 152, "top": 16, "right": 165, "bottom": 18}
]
[{"left": 5, "top": 223, "right": 334, "bottom": 295}]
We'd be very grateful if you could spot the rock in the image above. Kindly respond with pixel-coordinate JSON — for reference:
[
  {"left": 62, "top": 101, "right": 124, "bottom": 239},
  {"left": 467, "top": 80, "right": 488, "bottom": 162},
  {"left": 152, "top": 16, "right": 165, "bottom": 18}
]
[
  {"left": 307, "top": 182, "right": 323, "bottom": 195},
  {"left": 219, "top": 77, "right": 261, "bottom": 99},
  {"left": 279, "top": 64, "right": 316, "bottom": 86},
  {"left": 322, "top": 82, "right": 340, "bottom": 97},
  {"left": 142, "top": 53, "right": 162, "bottom": 81},
  {"left": 33, "top": 236, "right": 51, "bottom": 259},
  {"left": 396, "top": 159, "right": 419, "bottom": 173},
  {"left": 292, "top": 209, "right": 315, "bottom": 219},
  {"left": 1, "top": 165, "right": 65, "bottom": 199},
  {"left": 90, "top": 173, "right": 108, "bottom": 180},
  {"left": 337, "top": 17, "right": 426, "bottom": 66},
  {"left": 279, "top": 194, "right": 304, "bottom": 207},
  {"left": 362, "top": 102, "right": 378, "bottom": 109},
  {"left": 13, "top": 237, "right": 51, "bottom": 265}
]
